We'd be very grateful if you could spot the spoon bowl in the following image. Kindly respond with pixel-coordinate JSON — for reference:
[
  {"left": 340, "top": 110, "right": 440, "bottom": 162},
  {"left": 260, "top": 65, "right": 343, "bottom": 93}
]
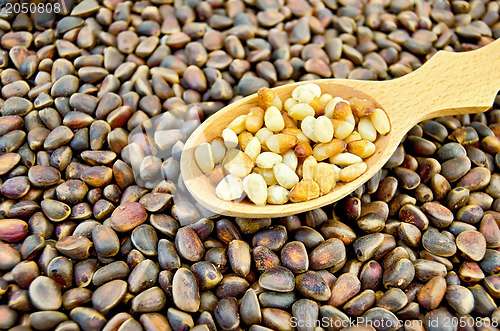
[{"left": 181, "top": 39, "right": 500, "bottom": 218}]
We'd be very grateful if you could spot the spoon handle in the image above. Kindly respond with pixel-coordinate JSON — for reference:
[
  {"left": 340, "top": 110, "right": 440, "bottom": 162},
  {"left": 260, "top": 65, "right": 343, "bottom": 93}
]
[{"left": 380, "top": 38, "right": 500, "bottom": 127}]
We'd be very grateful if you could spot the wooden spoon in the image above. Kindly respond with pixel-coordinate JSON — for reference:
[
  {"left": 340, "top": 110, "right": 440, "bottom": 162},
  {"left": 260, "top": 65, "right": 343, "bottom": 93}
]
[{"left": 181, "top": 38, "right": 500, "bottom": 218}]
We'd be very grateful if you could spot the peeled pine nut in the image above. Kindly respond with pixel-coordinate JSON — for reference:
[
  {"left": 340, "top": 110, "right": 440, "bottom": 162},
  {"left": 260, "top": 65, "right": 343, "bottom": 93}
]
[
  {"left": 222, "top": 149, "right": 254, "bottom": 177},
  {"left": 300, "top": 116, "right": 318, "bottom": 142},
  {"left": 264, "top": 106, "right": 285, "bottom": 132},
  {"left": 284, "top": 98, "right": 298, "bottom": 112},
  {"left": 253, "top": 167, "right": 277, "bottom": 186},
  {"left": 292, "top": 83, "right": 321, "bottom": 101},
  {"left": 309, "top": 97, "right": 325, "bottom": 116},
  {"left": 289, "top": 179, "right": 320, "bottom": 202},
  {"left": 314, "top": 116, "right": 334, "bottom": 143},
  {"left": 210, "top": 138, "right": 226, "bottom": 164},
  {"left": 227, "top": 115, "right": 247, "bottom": 134},
  {"left": 349, "top": 98, "right": 375, "bottom": 117},
  {"left": 282, "top": 112, "right": 297, "bottom": 129},
  {"left": 370, "top": 108, "right": 390, "bottom": 135},
  {"left": 282, "top": 149, "right": 298, "bottom": 171},
  {"left": 324, "top": 97, "right": 343, "bottom": 118},
  {"left": 312, "top": 139, "right": 346, "bottom": 161},
  {"left": 297, "top": 90, "right": 315, "bottom": 104},
  {"left": 244, "top": 137, "right": 261, "bottom": 161},
  {"left": 339, "top": 162, "right": 368, "bottom": 182},
  {"left": 258, "top": 87, "right": 282, "bottom": 110},
  {"left": 358, "top": 117, "right": 377, "bottom": 142},
  {"left": 344, "top": 131, "right": 362, "bottom": 143},
  {"left": 222, "top": 128, "right": 238, "bottom": 148},
  {"left": 319, "top": 93, "right": 333, "bottom": 106},
  {"left": 267, "top": 185, "right": 289, "bottom": 204},
  {"left": 245, "top": 107, "right": 264, "bottom": 133},
  {"left": 238, "top": 131, "right": 253, "bottom": 151},
  {"left": 243, "top": 173, "right": 268, "bottom": 205},
  {"left": 294, "top": 142, "right": 313, "bottom": 158},
  {"left": 256, "top": 152, "right": 282, "bottom": 169},
  {"left": 255, "top": 127, "right": 273, "bottom": 142},
  {"left": 281, "top": 128, "right": 310, "bottom": 144},
  {"left": 195, "top": 142, "right": 214, "bottom": 174},
  {"left": 302, "top": 156, "right": 317, "bottom": 180},
  {"left": 329, "top": 152, "right": 363, "bottom": 166},
  {"left": 346, "top": 113, "right": 355, "bottom": 126},
  {"left": 315, "top": 162, "right": 336, "bottom": 194},
  {"left": 332, "top": 164, "right": 341, "bottom": 181},
  {"left": 331, "top": 119, "right": 355, "bottom": 140},
  {"left": 289, "top": 103, "right": 315, "bottom": 121},
  {"left": 273, "top": 163, "right": 299, "bottom": 189},
  {"left": 265, "top": 134, "right": 298, "bottom": 154},
  {"left": 216, "top": 174, "right": 244, "bottom": 201},
  {"left": 347, "top": 140, "right": 376, "bottom": 158}
]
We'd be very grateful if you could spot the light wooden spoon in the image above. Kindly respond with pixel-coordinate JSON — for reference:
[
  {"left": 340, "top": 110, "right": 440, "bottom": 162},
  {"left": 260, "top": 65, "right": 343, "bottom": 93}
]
[{"left": 181, "top": 38, "right": 500, "bottom": 218}]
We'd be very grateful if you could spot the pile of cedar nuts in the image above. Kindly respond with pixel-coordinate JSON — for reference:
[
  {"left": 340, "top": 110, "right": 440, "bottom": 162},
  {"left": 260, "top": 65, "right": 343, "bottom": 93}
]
[
  {"left": 0, "top": 0, "right": 498, "bottom": 330},
  {"left": 195, "top": 83, "right": 389, "bottom": 205}
]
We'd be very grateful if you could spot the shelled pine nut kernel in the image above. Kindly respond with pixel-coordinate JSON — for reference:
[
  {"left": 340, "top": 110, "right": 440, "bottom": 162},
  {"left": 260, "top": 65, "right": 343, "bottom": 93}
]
[{"left": 194, "top": 84, "right": 390, "bottom": 205}]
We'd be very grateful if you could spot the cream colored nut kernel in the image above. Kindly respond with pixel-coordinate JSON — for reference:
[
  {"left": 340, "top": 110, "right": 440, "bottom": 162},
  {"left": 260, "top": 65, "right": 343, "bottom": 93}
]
[
  {"left": 331, "top": 119, "right": 355, "bottom": 140},
  {"left": 284, "top": 98, "right": 298, "bottom": 112},
  {"left": 228, "top": 115, "right": 247, "bottom": 134},
  {"left": 370, "top": 108, "right": 390, "bottom": 135},
  {"left": 345, "top": 113, "right": 356, "bottom": 126},
  {"left": 294, "top": 141, "right": 313, "bottom": 158},
  {"left": 273, "top": 163, "right": 299, "bottom": 189},
  {"left": 245, "top": 107, "right": 265, "bottom": 133},
  {"left": 344, "top": 131, "right": 362, "bottom": 144},
  {"left": 292, "top": 83, "right": 321, "bottom": 101},
  {"left": 289, "top": 179, "right": 320, "bottom": 202},
  {"left": 195, "top": 142, "right": 214, "bottom": 174},
  {"left": 255, "top": 127, "right": 274, "bottom": 143},
  {"left": 289, "top": 103, "right": 315, "bottom": 121},
  {"left": 319, "top": 93, "right": 333, "bottom": 106},
  {"left": 314, "top": 116, "right": 334, "bottom": 143},
  {"left": 211, "top": 138, "right": 226, "bottom": 164},
  {"left": 222, "top": 149, "right": 254, "bottom": 177},
  {"left": 281, "top": 128, "right": 311, "bottom": 144},
  {"left": 265, "top": 134, "right": 298, "bottom": 154},
  {"left": 267, "top": 185, "right": 289, "bottom": 205},
  {"left": 256, "top": 152, "right": 283, "bottom": 169},
  {"left": 258, "top": 87, "right": 282, "bottom": 110},
  {"left": 339, "top": 162, "right": 368, "bottom": 182},
  {"left": 302, "top": 156, "right": 317, "bottom": 180},
  {"left": 209, "top": 164, "right": 225, "bottom": 185},
  {"left": 358, "top": 117, "right": 377, "bottom": 142},
  {"left": 253, "top": 167, "right": 277, "bottom": 186},
  {"left": 347, "top": 140, "right": 376, "bottom": 158},
  {"left": 297, "top": 90, "right": 315, "bottom": 104},
  {"left": 329, "top": 152, "right": 363, "bottom": 166},
  {"left": 300, "top": 116, "right": 318, "bottom": 142},
  {"left": 315, "top": 162, "right": 336, "bottom": 195},
  {"left": 282, "top": 149, "right": 298, "bottom": 171},
  {"left": 244, "top": 137, "right": 261, "bottom": 161},
  {"left": 264, "top": 106, "right": 285, "bottom": 132},
  {"left": 243, "top": 173, "right": 268, "bottom": 205},
  {"left": 238, "top": 131, "right": 253, "bottom": 151},
  {"left": 324, "top": 97, "right": 344, "bottom": 118},
  {"left": 216, "top": 174, "right": 244, "bottom": 201},
  {"left": 331, "top": 164, "right": 341, "bottom": 181},
  {"left": 222, "top": 128, "right": 239, "bottom": 149},
  {"left": 312, "top": 139, "right": 346, "bottom": 161}
]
